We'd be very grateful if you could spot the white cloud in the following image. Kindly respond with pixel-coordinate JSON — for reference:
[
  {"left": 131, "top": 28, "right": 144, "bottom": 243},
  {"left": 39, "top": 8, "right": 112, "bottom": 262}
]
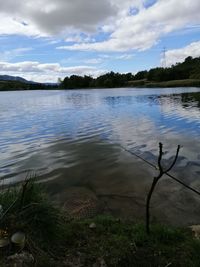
[
  {"left": 0, "top": 61, "right": 107, "bottom": 82},
  {"left": 0, "top": 14, "right": 44, "bottom": 37},
  {"left": 0, "top": 0, "right": 118, "bottom": 36},
  {"left": 65, "top": 34, "right": 95, "bottom": 43},
  {"left": 0, "top": 0, "right": 200, "bottom": 53},
  {"left": 0, "top": 0, "right": 158, "bottom": 41},
  {"left": 82, "top": 53, "right": 134, "bottom": 65},
  {"left": 165, "top": 41, "right": 200, "bottom": 66},
  {"left": 115, "top": 54, "right": 135, "bottom": 60},
  {"left": 84, "top": 58, "right": 103, "bottom": 64},
  {"left": 58, "top": 0, "right": 200, "bottom": 52},
  {"left": 0, "top": 48, "right": 33, "bottom": 61}
]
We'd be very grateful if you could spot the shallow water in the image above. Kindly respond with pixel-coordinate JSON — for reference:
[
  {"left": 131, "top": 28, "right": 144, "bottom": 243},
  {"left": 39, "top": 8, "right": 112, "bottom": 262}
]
[{"left": 0, "top": 88, "right": 200, "bottom": 225}]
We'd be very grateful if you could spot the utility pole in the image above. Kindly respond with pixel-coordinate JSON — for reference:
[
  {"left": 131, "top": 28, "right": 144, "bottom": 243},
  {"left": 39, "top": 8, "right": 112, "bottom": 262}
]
[{"left": 161, "top": 47, "right": 167, "bottom": 68}]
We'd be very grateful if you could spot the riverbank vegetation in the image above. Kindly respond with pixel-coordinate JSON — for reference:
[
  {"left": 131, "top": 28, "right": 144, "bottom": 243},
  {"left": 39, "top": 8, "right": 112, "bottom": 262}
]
[
  {"left": 1, "top": 181, "right": 200, "bottom": 266},
  {"left": 60, "top": 56, "right": 200, "bottom": 89}
]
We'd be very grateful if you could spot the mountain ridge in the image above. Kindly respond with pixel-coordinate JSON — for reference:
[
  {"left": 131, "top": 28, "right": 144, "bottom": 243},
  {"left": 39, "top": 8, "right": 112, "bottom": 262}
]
[{"left": 0, "top": 75, "right": 37, "bottom": 84}]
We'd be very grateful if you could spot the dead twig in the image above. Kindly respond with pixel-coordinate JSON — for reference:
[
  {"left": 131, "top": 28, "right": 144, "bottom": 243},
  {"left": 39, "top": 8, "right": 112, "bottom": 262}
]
[{"left": 146, "top": 143, "right": 180, "bottom": 234}]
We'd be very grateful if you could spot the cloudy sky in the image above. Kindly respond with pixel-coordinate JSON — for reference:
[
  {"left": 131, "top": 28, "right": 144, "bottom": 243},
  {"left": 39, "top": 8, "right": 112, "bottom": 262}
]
[{"left": 0, "top": 0, "right": 200, "bottom": 82}]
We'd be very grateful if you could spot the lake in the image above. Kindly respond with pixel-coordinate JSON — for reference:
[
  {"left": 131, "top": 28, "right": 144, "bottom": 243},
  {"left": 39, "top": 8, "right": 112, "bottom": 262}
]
[{"left": 0, "top": 88, "right": 200, "bottom": 225}]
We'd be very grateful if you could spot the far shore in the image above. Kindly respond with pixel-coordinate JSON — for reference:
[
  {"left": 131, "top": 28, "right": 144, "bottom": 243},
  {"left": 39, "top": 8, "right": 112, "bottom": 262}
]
[{"left": 0, "top": 78, "right": 200, "bottom": 91}]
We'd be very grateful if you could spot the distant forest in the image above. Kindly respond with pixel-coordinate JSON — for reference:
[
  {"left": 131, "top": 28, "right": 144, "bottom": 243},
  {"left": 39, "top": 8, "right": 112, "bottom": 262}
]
[
  {"left": 0, "top": 56, "right": 200, "bottom": 91},
  {"left": 61, "top": 56, "right": 200, "bottom": 89}
]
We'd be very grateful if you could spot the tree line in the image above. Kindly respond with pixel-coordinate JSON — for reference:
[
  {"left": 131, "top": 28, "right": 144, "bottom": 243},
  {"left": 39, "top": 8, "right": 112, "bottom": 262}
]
[
  {"left": 60, "top": 72, "right": 134, "bottom": 89},
  {"left": 61, "top": 56, "right": 200, "bottom": 89}
]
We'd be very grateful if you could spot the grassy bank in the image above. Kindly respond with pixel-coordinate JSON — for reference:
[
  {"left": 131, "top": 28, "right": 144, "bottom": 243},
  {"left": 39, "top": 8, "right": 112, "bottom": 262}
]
[
  {"left": 1, "top": 182, "right": 200, "bottom": 266},
  {"left": 144, "top": 79, "right": 200, "bottom": 88},
  {"left": 128, "top": 79, "right": 200, "bottom": 88}
]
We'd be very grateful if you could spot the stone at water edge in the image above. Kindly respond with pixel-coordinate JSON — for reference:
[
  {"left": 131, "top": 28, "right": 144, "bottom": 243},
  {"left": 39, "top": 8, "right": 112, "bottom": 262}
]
[
  {"left": 189, "top": 225, "right": 200, "bottom": 239},
  {"left": 89, "top": 222, "right": 96, "bottom": 229},
  {"left": 11, "top": 231, "right": 26, "bottom": 249}
]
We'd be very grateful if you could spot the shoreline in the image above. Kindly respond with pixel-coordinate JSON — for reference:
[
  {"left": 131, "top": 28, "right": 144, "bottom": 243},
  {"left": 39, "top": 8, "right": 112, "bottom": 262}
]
[
  {"left": 1, "top": 182, "right": 200, "bottom": 266},
  {"left": 0, "top": 79, "right": 200, "bottom": 92}
]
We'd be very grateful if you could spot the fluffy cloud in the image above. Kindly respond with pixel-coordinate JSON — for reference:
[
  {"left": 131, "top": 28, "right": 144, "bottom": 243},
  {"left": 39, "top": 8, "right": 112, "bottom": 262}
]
[
  {"left": 58, "top": 0, "right": 200, "bottom": 52},
  {"left": 83, "top": 53, "right": 134, "bottom": 64},
  {"left": 165, "top": 41, "right": 200, "bottom": 66},
  {"left": 0, "top": 0, "right": 200, "bottom": 53},
  {"left": 0, "top": 61, "right": 106, "bottom": 82},
  {"left": 84, "top": 58, "right": 103, "bottom": 64},
  {"left": 0, "top": 14, "right": 43, "bottom": 36},
  {"left": 0, "top": 0, "right": 119, "bottom": 36},
  {"left": 65, "top": 34, "right": 95, "bottom": 44}
]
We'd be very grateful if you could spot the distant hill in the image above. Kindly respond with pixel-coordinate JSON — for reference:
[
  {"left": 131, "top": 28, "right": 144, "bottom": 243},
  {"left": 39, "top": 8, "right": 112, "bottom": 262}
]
[
  {"left": 0, "top": 75, "right": 33, "bottom": 83},
  {"left": 0, "top": 75, "right": 60, "bottom": 91},
  {"left": 0, "top": 75, "right": 59, "bottom": 86}
]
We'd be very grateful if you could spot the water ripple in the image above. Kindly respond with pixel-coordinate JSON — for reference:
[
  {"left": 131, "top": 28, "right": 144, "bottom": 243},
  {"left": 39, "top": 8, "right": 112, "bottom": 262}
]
[{"left": 0, "top": 88, "right": 200, "bottom": 187}]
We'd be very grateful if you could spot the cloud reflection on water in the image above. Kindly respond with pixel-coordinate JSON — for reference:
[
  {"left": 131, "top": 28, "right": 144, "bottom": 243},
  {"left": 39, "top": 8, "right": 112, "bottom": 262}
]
[{"left": 0, "top": 88, "right": 200, "bottom": 224}]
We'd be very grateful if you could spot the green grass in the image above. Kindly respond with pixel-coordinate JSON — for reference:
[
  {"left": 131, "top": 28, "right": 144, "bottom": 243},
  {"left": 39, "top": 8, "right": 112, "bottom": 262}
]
[
  {"left": 63, "top": 217, "right": 200, "bottom": 267},
  {"left": 144, "top": 79, "right": 200, "bottom": 88},
  {"left": 127, "top": 79, "right": 200, "bottom": 88},
  {"left": 1, "top": 183, "right": 200, "bottom": 266}
]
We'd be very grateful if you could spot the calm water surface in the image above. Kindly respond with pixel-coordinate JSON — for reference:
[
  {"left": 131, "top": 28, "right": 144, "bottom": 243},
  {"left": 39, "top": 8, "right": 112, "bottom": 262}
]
[{"left": 0, "top": 88, "right": 200, "bottom": 224}]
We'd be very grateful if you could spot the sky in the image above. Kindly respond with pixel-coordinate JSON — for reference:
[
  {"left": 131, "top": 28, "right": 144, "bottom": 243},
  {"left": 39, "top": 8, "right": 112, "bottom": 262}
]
[{"left": 0, "top": 0, "right": 200, "bottom": 83}]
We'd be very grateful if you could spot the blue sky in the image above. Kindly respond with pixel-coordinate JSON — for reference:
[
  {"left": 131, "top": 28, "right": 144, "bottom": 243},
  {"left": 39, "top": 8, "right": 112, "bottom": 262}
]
[{"left": 0, "top": 0, "right": 200, "bottom": 82}]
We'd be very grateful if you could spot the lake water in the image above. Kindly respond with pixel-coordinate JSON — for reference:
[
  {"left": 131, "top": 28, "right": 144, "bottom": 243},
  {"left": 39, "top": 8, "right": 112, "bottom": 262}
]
[{"left": 0, "top": 88, "right": 200, "bottom": 225}]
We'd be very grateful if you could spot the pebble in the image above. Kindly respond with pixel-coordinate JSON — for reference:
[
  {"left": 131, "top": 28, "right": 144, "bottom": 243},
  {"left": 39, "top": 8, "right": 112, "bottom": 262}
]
[{"left": 89, "top": 222, "right": 96, "bottom": 229}]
